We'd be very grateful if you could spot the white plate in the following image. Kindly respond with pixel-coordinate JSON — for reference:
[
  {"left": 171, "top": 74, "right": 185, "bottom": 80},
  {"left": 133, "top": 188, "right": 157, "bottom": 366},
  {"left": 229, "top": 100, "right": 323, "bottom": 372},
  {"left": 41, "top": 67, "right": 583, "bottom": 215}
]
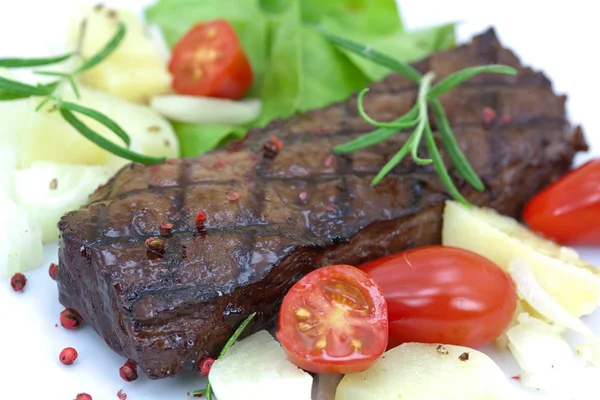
[{"left": 1, "top": 0, "right": 599, "bottom": 399}]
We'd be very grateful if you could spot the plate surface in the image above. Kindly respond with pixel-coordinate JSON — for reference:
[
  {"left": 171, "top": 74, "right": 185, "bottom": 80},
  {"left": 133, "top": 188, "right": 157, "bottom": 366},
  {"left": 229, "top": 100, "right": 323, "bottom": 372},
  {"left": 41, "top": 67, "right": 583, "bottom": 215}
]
[{"left": 1, "top": 0, "right": 599, "bottom": 399}]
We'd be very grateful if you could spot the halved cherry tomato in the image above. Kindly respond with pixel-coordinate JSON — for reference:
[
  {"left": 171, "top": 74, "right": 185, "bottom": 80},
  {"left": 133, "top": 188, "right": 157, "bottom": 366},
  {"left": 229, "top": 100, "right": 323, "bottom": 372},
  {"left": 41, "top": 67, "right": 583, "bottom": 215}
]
[
  {"left": 524, "top": 159, "right": 600, "bottom": 245},
  {"left": 276, "top": 265, "right": 388, "bottom": 374},
  {"left": 169, "top": 19, "right": 253, "bottom": 100},
  {"left": 359, "top": 246, "right": 516, "bottom": 349}
]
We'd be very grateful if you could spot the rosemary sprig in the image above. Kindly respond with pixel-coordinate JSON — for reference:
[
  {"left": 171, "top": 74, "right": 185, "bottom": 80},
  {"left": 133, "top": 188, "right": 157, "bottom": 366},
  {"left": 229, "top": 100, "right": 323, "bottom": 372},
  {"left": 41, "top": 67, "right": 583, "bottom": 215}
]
[
  {"left": 324, "top": 31, "right": 517, "bottom": 205},
  {"left": 188, "top": 312, "right": 257, "bottom": 400},
  {"left": 0, "top": 22, "right": 164, "bottom": 165}
]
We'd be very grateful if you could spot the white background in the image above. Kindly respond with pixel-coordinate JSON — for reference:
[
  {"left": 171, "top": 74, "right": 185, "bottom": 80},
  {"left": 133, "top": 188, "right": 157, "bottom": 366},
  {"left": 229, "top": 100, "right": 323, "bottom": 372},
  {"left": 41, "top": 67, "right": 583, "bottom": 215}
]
[{"left": 1, "top": 1, "right": 599, "bottom": 399}]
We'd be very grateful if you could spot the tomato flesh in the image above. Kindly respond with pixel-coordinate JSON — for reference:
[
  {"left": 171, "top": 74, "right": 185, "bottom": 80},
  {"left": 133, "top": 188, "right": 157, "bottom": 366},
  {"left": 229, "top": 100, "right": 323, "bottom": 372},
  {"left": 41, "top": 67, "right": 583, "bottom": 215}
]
[
  {"left": 169, "top": 19, "right": 253, "bottom": 100},
  {"left": 359, "top": 246, "right": 516, "bottom": 349},
  {"left": 524, "top": 159, "right": 600, "bottom": 245},
  {"left": 276, "top": 265, "right": 388, "bottom": 374}
]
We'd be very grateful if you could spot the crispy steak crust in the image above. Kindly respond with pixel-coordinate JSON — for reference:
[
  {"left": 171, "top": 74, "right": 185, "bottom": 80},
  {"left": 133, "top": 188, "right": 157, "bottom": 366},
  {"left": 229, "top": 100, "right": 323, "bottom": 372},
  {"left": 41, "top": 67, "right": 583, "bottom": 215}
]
[{"left": 57, "top": 28, "right": 586, "bottom": 378}]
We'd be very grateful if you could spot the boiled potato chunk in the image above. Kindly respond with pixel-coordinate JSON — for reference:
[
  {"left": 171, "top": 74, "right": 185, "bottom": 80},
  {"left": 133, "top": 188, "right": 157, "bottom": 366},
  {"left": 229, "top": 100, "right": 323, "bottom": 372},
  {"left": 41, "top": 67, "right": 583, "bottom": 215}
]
[
  {"left": 0, "top": 194, "right": 44, "bottom": 277},
  {"left": 210, "top": 330, "right": 313, "bottom": 400},
  {"left": 7, "top": 85, "right": 178, "bottom": 169},
  {"left": 442, "top": 200, "right": 600, "bottom": 317},
  {"left": 14, "top": 162, "right": 115, "bottom": 243},
  {"left": 335, "top": 343, "right": 514, "bottom": 400},
  {"left": 68, "top": 6, "right": 171, "bottom": 103}
]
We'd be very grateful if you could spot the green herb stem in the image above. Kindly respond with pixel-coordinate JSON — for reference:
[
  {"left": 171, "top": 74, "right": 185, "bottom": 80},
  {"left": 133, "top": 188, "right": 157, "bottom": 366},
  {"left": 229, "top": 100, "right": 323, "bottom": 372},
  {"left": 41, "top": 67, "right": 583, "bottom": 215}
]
[
  {"left": 424, "top": 122, "right": 469, "bottom": 204},
  {"left": 321, "top": 31, "right": 422, "bottom": 84},
  {"left": 334, "top": 123, "right": 406, "bottom": 153},
  {"left": 410, "top": 71, "right": 434, "bottom": 165},
  {"left": 61, "top": 101, "right": 131, "bottom": 147},
  {"left": 0, "top": 90, "right": 31, "bottom": 100},
  {"left": 431, "top": 100, "right": 484, "bottom": 191},
  {"left": 372, "top": 135, "right": 414, "bottom": 185},
  {"left": 59, "top": 108, "right": 163, "bottom": 164},
  {"left": 75, "top": 22, "right": 126, "bottom": 73},
  {"left": 427, "top": 65, "right": 517, "bottom": 99},
  {"left": 357, "top": 90, "right": 419, "bottom": 129},
  {"left": 0, "top": 53, "right": 72, "bottom": 68},
  {"left": 218, "top": 312, "right": 257, "bottom": 358},
  {"left": 0, "top": 76, "right": 54, "bottom": 96},
  {"left": 189, "top": 312, "right": 257, "bottom": 400}
]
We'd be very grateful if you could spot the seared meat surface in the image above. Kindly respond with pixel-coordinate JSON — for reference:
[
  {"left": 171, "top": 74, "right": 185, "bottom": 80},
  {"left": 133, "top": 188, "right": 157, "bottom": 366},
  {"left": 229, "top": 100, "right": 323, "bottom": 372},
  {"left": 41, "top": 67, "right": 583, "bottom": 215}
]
[{"left": 57, "top": 28, "right": 586, "bottom": 378}]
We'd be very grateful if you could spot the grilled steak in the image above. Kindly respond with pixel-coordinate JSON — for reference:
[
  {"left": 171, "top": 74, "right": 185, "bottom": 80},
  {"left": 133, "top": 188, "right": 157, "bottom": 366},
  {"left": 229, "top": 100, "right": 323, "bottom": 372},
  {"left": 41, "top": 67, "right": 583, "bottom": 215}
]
[{"left": 57, "top": 28, "right": 586, "bottom": 378}]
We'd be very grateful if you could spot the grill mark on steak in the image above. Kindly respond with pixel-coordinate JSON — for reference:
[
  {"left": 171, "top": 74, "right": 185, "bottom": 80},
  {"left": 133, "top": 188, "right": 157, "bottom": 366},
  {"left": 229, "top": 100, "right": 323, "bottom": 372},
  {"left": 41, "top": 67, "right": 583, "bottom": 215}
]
[{"left": 57, "top": 28, "right": 586, "bottom": 378}]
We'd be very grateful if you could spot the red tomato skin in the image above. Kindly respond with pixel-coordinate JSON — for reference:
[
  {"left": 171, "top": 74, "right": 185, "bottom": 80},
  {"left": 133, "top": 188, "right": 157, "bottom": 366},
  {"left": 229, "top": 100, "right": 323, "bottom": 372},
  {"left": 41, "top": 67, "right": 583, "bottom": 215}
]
[
  {"left": 359, "top": 246, "right": 517, "bottom": 349},
  {"left": 523, "top": 159, "right": 600, "bottom": 246},
  {"left": 276, "top": 265, "right": 388, "bottom": 374},
  {"left": 169, "top": 19, "right": 253, "bottom": 100}
]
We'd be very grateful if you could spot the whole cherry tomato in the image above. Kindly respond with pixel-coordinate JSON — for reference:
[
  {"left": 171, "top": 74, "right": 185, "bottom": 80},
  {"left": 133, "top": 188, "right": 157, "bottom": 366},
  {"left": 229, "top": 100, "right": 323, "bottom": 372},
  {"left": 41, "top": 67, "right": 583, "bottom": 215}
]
[
  {"left": 359, "top": 246, "right": 516, "bottom": 349},
  {"left": 169, "top": 19, "right": 253, "bottom": 100},
  {"left": 276, "top": 265, "right": 388, "bottom": 374},
  {"left": 524, "top": 159, "right": 600, "bottom": 245}
]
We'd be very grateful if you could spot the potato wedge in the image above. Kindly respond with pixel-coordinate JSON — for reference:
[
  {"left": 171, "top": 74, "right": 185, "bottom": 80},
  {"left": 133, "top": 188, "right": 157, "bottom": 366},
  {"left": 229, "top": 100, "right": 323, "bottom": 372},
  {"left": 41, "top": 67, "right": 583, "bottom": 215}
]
[
  {"left": 210, "top": 330, "right": 313, "bottom": 400},
  {"left": 335, "top": 343, "right": 514, "bottom": 400},
  {"left": 442, "top": 200, "right": 600, "bottom": 317},
  {"left": 68, "top": 6, "right": 171, "bottom": 103}
]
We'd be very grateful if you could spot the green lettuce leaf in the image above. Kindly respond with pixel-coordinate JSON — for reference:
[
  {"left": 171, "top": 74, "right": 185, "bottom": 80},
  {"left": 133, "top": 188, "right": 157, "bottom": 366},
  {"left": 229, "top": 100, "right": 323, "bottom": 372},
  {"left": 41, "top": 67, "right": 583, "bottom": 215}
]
[
  {"left": 257, "top": 2, "right": 303, "bottom": 125},
  {"left": 173, "top": 123, "right": 246, "bottom": 157},
  {"left": 300, "top": 0, "right": 403, "bottom": 35},
  {"left": 258, "top": 2, "right": 370, "bottom": 123},
  {"left": 297, "top": 26, "right": 370, "bottom": 112}
]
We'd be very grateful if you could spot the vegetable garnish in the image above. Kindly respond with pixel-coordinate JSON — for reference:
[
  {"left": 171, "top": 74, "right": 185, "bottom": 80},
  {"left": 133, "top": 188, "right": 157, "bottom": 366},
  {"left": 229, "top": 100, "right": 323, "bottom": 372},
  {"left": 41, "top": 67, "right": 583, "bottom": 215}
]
[
  {"left": 276, "top": 265, "right": 388, "bottom": 374},
  {"left": 324, "top": 32, "right": 517, "bottom": 205},
  {"left": 146, "top": 0, "right": 457, "bottom": 156},
  {"left": 0, "top": 22, "right": 164, "bottom": 165},
  {"left": 442, "top": 200, "right": 600, "bottom": 318},
  {"left": 524, "top": 158, "right": 600, "bottom": 246},
  {"left": 358, "top": 246, "right": 516, "bottom": 349},
  {"left": 189, "top": 312, "right": 257, "bottom": 399},
  {"left": 169, "top": 20, "right": 253, "bottom": 100}
]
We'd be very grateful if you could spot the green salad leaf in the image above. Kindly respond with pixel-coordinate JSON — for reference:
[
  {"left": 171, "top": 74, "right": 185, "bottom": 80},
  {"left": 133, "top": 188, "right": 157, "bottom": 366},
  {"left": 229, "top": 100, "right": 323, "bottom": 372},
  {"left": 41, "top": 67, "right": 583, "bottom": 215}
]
[
  {"left": 299, "top": 0, "right": 403, "bottom": 35},
  {"left": 145, "top": 0, "right": 457, "bottom": 157},
  {"left": 174, "top": 123, "right": 246, "bottom": 157},
  {"left": 257, "top": 1, "right": 303, "bottom": 125}
]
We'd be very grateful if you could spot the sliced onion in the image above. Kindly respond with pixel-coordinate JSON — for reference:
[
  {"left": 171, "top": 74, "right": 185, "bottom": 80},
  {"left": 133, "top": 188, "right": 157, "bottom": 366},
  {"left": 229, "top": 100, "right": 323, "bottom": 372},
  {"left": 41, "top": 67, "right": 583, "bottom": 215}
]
[
  {"left": 509, "top": 259, "right": 600, "bottom": 344},
  {"left": 507, "top": 313, "right": 573, "bottom": 375},
  {"left": 150, "top": 95, "right": 262, "bottom": 125}
]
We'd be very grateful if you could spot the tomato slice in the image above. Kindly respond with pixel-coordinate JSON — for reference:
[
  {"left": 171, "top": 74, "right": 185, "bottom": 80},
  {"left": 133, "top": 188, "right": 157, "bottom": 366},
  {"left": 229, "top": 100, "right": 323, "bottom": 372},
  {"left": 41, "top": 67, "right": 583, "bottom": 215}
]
[
  {"left": 359, "top": 246, "right": 517, "bottom": 349},
  {"left": 276, "top": 265, "right": 388, "bottom": 374},
  {"left": 523, "top": 159, "right": 600, "bottom": 245},
  {"left": 168, "top": 19, "right": 253, "bottom": 100}
]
